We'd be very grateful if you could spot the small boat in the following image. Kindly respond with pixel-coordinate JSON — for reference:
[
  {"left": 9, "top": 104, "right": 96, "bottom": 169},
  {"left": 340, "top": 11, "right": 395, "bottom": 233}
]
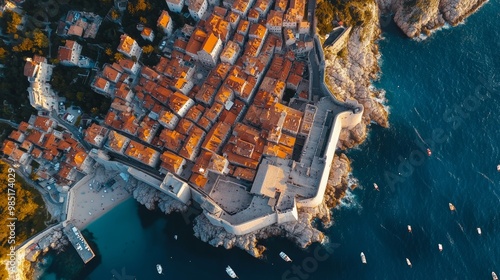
[
  {"left": 427, "top": 148, "right": 432, "bottom": 156},
  {"left": 373, "top": 183, "right": 379, "bottom": 191},
  {"left": 226, "top": 266, "right": 238, "bottom": 279},
  {"left": 438, "top": 244, "right": 443, "bottom": 252},
  {"left": 492, "top": 271, "right": 498, "bottom": 280},
  {"left": 497, "top": 165, "right": 500, "bottom": 172},
  {"left": 477, "top": 227, "right": 482, "bottom": 235},
  {"left": 279, "top": 251, "right": 292, "bottom": 262},
  {"left": 449, "top": 203, "right": 456, "bottom": 211},
  {"left": 407, "top": 225, "right": 412, "bottom": 233},
  {"left": 406, "top": 258, "right": 412, "bottom": 268},
  {"left": 174, "top": 235, "right": 178, "bottom": 240},
  {"left": 156, "top": 264, "right": 163, "bottom": 275},
  {"left": 360, "top": 252, "right": 367, "bottom": 264}
]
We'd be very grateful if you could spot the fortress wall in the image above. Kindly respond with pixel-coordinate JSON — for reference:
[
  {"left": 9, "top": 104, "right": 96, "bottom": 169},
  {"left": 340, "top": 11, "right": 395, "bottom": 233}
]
[
  {"left": 204, "top": 212, "right": 278, "bottom": 235},
  {"left": 297, "top": 100, "right": 363, "bottom": 208}
]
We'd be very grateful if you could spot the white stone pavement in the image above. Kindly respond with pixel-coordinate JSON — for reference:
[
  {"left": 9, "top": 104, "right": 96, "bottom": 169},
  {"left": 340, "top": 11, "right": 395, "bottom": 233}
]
[{"left": 66, "top": 166, "right": 132, "bottom": 229}]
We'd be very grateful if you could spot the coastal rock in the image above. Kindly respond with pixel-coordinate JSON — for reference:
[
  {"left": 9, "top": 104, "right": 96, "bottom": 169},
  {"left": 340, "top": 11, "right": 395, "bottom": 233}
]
[
  {"left": 131, "top": 182, "right": 188, "bottom": 214},
  {"left": 378, "top": 0, "right": 488, "bottom": 38},
  {"left": 324, "top": 0, "right": 389, "bottom": 144}
]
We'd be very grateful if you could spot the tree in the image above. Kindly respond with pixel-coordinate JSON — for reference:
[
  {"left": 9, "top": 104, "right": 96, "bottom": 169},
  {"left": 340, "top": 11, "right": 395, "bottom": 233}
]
[
  {"left": 139, "top": 17, "right": 147, "bottom": 24},
  {"left": 0, "top": 48, "right": 7, "bottom": 60},
  {"left": 142, "top": 45, "right": 154, "bottom": 54},
  {"left": 32, "top": 29, "right": 49, "bottom": 49},
  {"left": 111, "top": 9, "right": 120, "bottom": 20},
  {"left": 12, "top": 38, "right": 34, "bottom": 52},
  {"left": 114, "top": 52, "right": 124, "bottom": 61},
  {"left": 76, "top": 92, "right": 85, "bottom": 102},
  {"left": 5, "top": 11, "right": 22, "bottom": 34},
  {"left": 105, "top": 47, "right": 113, "bottom": 56}
]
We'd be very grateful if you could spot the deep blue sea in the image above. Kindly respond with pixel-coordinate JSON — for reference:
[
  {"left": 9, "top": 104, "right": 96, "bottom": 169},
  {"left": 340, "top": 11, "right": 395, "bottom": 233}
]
[{"left": 41, "top": 2, "right": 499, "bottom": 279}]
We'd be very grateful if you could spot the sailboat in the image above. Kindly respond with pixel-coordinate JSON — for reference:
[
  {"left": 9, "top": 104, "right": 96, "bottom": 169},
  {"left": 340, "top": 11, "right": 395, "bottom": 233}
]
[
  {"left": 156, "top": 264, "right": 163, "bottom": 274},
  {"left": 406, "top": 258, "right": 412, "bottom": 268},
  {"left": 226, "top": 266, "right": 238, "bottom": 279},
  {"left": 279, "top": 251, "right": 292, "bottom": 262},
  {"left": 360, "top": 252, "right": 367, "bottom": 264}
]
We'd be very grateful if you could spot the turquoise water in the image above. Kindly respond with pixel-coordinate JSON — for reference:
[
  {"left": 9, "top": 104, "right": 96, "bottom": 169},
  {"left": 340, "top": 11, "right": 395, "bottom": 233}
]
[{"left": 41, "top": 2, "right": 499, "bottom": 279}]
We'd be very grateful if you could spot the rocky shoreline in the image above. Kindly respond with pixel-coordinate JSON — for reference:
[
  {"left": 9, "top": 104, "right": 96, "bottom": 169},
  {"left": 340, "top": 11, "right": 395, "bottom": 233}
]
[{"left": 378, "top": 0, "right": 490, "bottom": 38}]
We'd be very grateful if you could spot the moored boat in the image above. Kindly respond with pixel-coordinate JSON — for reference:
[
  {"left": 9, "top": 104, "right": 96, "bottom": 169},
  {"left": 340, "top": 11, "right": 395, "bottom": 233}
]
[
  {"left": 477, "top": 227, "right": 482, "bottom": 235},
  {"left": 360, "top": 252, "right": 367, "bottom": 264},
  {"left": 492, "top": 272, "right": 498, "bottom": 280},
  {"left": 226, "top": 266, "right": 238, "bottom": 279},
  {"left": 373, "top": 183, "right": 379, "bottom": 191},
  {"left": 280, "top": 251, "right": 292, "bottom": 262},
  {"left": 438, "top": 244, "right": 443, "bottom": 252},
  {"left": 497, "top": 165, "right": 500, "bottom": 172},
  {"left": 156, "top": 264, "right": 163, "bottom": 275}
]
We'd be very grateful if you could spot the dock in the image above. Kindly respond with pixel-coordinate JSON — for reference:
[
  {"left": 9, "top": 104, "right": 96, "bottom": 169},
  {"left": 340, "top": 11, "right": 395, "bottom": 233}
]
[{"left": 62, "top": 223, "right": 95, "bottom": 263}]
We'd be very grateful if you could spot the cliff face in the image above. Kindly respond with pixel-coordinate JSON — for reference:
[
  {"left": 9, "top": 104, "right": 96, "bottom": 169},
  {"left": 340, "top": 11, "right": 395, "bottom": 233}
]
[
  {"left": 379, "top": 0, "right": 489, "bottom": 37},
  {"left": 323, "top": 0, "right": 389, "bottom": 146}
]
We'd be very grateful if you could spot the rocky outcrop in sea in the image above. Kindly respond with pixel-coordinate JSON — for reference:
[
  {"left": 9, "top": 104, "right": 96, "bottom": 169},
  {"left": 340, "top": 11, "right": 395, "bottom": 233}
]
[
  {"left": 126, "top": 181, "right": 188, "bottom": 214},
  {"left": 377, "top": 0, "right": 489, "bottom": 37}
]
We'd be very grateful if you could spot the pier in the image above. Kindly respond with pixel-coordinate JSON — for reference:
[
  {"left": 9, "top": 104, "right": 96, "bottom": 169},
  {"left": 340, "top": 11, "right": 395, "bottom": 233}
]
[{"left": 62, "top": 223, "right": 95, "bottom": 264}]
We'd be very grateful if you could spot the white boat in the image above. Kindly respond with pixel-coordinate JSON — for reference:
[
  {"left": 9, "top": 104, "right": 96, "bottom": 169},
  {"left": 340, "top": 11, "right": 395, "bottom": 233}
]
[
  {"left": 279, "top": 251, "right": 292, "bottom": 262},
  {"left": 174, "top": 235, "right": 178, "bottom": 240},
  {"left": 360, "top": 252, "right": 367, "bottom": 264},
  {"left": 497, "top": 165, "right": 500, "bottom": 172},
  {"left": 407, "top": 225, "right": 412, "bottom": 233},
  {"left": 427, "top": 148, "right": 432, "bottom": 156},
  {"left": 373, "top": 183, "right": 379, "bottom": 191},
  {"left": 438, "top": 244, "right": 443, "bottom": 252},
  {"left": 477, "top": 228, "right": 482, "bottom": 235},
  {"left": 226, "top": 266, "right": 238, "bottom": 279},
  {"left": 406, "top": 258, "right": 412, "bottom": 267},
  {"left": 492, "top": 271, "right": 498, "bottom": 280},
  {"left": 156, "top": 264, "right": 163, "bottom": 275},
  {"left": 449, "top": 203, "right": 456, "bottom": 211}
]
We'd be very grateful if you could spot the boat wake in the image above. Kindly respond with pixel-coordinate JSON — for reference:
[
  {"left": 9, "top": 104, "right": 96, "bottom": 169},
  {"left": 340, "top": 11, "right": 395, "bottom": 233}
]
[{"left": 477, "top": 171, "right": 495, "bottom": 185}]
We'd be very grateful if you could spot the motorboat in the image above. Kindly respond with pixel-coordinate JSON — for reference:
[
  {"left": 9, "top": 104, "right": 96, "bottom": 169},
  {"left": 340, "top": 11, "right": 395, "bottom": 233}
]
[
  {"left": 477, "top": 227, "right": 482, "bottom": 235},
  {"left": 406, "top": 258, "right": 412, "bottom": 268},
  {"left": 449, "top": 203, "right": 456, "bottom": 211},
  {"left": 156, "top": 264, "right": 163, "bottom": 275},
  {"left": 226, "top": 266, "right": 238, "bottom": 279},
  {"left": 279, "top": 251, "right": 292, "bottom": 262},
  {"left": 373, "top": 183, "right": 379, "bottom": 191},
  {"left": 360, "top": 252, "right": 367, "bottom": 264},
  {"left": 407, "top": 225, "right": 412, "bottom": 233},
  {"left": 427, "top": 148, "right": 432, "bottom": 156},
  {"left": 497, "top": 165, "right": 500, "bottom": 172},
  {"left": 174, "top": 235, "right": 178, "bottom": 240},
  {"left": 438, "top": 244, "right": 443, "bottom": 252},
  {"left": 492, "top": 272, "right": 498, "bottom": 280}
]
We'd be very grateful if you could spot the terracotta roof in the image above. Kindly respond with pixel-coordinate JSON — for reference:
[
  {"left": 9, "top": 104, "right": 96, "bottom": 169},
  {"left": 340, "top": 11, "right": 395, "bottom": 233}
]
[
  {"left": 33, "top": 116, "right": 54, "bottom": 132},
  {"left": 157, "top": 10, "right": 171, "bottom": 28}
]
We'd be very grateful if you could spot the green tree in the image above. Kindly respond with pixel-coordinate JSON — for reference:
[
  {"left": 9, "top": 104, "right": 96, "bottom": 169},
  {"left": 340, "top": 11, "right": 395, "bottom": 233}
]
[
  {"left": 142, "top": 45, "right": 154, "bottom": 54},
  {"left": 32, "top": 29, "right": 49, "bottom": 49}
]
